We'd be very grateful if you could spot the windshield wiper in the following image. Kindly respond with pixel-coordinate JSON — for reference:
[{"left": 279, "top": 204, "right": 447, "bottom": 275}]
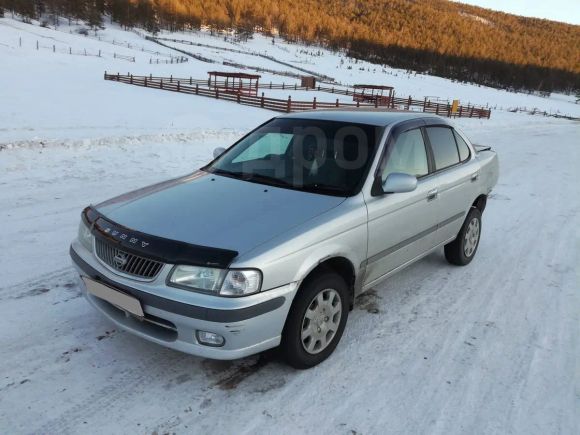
[
  {"left": 209, "top": 169, "right": 292, "bottom": 188},
  {"left": 242, "top": 173, "right": 292, "bottom": 187},
  {"left": 208, "top": 168, "right": 246, "bottom": 180},
  {"left": 299, "top": 183, "right": 348, "bottom": 195}
]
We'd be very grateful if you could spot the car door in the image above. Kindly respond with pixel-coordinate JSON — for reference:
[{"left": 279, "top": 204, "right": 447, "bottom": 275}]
[
  {"left": 423, "top": 124, "right": 481, "bottom": 245},
  {"left": 363, "top": 121, "right": 440, "bottom": 288}
]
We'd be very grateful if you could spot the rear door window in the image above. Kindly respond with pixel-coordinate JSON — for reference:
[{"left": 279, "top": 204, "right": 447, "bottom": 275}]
[{"left": 426, "top": 127, "right": 460, "bottom": 170}]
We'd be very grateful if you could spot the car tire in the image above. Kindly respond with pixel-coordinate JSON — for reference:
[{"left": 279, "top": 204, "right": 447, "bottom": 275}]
[
  {"left": 445, "top": 207, "right": 482, "bottom": 266},
  {"left": 281, "top": 271, "right": 349, "bottom": 369}
]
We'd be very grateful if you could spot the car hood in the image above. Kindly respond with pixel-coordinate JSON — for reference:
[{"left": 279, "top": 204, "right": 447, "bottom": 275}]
[{"left": 95, "top": 171, "right": 345, "bottom": 257}]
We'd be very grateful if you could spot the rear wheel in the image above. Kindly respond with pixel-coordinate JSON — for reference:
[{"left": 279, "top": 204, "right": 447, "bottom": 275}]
[
  {"left": 281, "top": 272, "right": 349, "bottom": 369},
  {"left": 445, "top": 207, "right": 482, "bottom": 266}
]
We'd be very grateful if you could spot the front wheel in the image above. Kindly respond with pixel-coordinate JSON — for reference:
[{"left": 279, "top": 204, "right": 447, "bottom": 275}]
[
  {"left": 281, "top": 272, "right": 349, "bottom": 369},
  {"left": 445, "top": 207, "right": 482, "bottom": 266}
]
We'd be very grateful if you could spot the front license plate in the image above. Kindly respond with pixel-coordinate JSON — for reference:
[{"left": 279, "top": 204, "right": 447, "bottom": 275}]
[{"left": 82, "top": 277, "right": 144, "bottom": 318}]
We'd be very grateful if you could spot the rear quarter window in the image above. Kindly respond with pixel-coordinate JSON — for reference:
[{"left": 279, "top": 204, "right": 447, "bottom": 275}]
[
  {"left": 426, "top": 127, "right": 460, "bottom": 170},
  {"left": 453, "top": 130, "right": 471, "bottom": 162}
]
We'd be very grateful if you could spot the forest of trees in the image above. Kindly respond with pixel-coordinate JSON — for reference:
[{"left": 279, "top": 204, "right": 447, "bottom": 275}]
[{"left": 1, "top": 0, "right": 579, "bottom": 92}]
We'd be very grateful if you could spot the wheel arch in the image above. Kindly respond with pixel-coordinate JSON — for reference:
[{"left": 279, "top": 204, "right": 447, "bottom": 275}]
[
  {"left": 472, "top": 194, "right": 487, "bottom": 213},
  {"left": 298, "top": 256, "right": 357, "bottom": 310}
]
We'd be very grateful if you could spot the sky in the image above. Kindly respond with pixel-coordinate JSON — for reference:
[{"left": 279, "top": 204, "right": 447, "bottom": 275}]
[{"left": 455, "top": 0, "right": 580, "bottom": 25}]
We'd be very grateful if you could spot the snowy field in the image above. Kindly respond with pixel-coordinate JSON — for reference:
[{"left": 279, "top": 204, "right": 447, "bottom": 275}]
[{"left": 1, "top": 17, "right": 579, "bottom": 434}]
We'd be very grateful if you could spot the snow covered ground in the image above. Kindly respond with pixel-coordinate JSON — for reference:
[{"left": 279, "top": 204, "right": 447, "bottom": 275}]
[{"left": 0, "top": 17, "right": 579, "bottom": 435}]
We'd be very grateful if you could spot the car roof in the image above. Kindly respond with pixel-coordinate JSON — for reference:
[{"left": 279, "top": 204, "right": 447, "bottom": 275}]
[{"left": 278, "top": 109, "right": 447, "bottom": 127}]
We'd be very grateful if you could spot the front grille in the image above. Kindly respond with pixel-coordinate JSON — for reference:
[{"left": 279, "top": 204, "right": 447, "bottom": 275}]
[{"left": 95, "top": 238, "right": 163, "bottom": 280}]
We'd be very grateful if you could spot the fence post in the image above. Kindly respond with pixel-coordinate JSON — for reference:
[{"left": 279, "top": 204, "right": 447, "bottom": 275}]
[
  {"left": 407, "top": 96, "right": 411, "bottom": 110},
  {"left": 130, "top": 74, "right": 133, "bottom": 84},
  {"left": 375, "top": 98, "right": 378, "bottom": 108},
  {"left": 282, "top": 83, "right": 285, "bottom": 90},
  {"left": 294, "top": 84, "right": 297, "bottom": 90},
  {"left": 216, "top": 88, "right": 219, "bottom": 99},
  {"left": 160, "top": 79, "right": 163, "bottom": 89},
  {"left": 287, "top": 95, "right": 291, "bottom": 112},
  {"left": 144, "top": 77, "right": 147, "bottom": 87},
  {"left": 69, "top": 47, "right": 72, "bottom": 54},
  {"left": 177, "top": 81, "right": 180, "bottom": 92},
  {"left": 357, "top": 101, "right": 360, "bottom": 107},
  {"left": 459, "top": 106, "right": 462, "bottom": 117},
  {"left": 261, "top": 92, "right": 265, "bottom": 108},
  {"left": 237, "top": 93, "right": 240, "bottom": 104},
  {"left": 487, "top": 110, "right": 491, "bottom": 119},
  {"left": 447, "top": 104, "right": 451, "bottom": 117},
  {"left": 99, "top": 50, "right": 101, "bottom": 57},
  {"left": 170, "top": 75, "right": 173, "bottom": 83},
  {"left": 470, "top": 107, "right": 474, "bottom": 118},
  {"left": 391, "top": 91, "right": 395, "bottom": 108},
  {"left": 436, "top": 104, "right": 439, "bottom": 115},
  {"left": 53, "top": 44, "right": 55, "bottom": 52},
  {"left": 36, "top": 40, "right": 39, "bottom": 50},
  {"left": 104, "top": 71, "right": 107, "bottom": 80},
  {"left": 270, "top": 82, "right": 272, "bottom": 89},
  {"left": 336, "top": 98, "right": 339, "bottom": 108},
  {"left": 196, "top": 84, "right": 199, "bottom": 95},
  {"left": 190, "top": 77, "right": 192, "bottom": 85},
  {"left": 423, "top": 97, "right": 427, "bottom": 112},
  {"left": 116, "top": 73, "right": 119, "bottom": 81},
  {"left": 313, "top": 97, "right": 317, "bottom": 109}
]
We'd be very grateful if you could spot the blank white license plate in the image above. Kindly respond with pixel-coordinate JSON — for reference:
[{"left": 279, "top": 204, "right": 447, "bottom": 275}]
[{"left": 83, "top": 277, "right": 144, "bottom": 318}]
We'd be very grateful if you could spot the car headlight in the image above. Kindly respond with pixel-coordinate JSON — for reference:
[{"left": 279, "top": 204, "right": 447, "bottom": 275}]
[
  {"left": 78, "top": 220, "right": 94, "bottom": 252},
  {"left": 168, "top": 266, "right": 262, "bottom": 297},
  {"left": 169, "top": 265, "right": 225, "bottom": 293}
]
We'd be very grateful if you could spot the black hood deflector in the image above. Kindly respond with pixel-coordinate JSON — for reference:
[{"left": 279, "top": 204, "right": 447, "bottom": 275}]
[{"left": 82, "top": 207, "right": 238, "bottom": 268}]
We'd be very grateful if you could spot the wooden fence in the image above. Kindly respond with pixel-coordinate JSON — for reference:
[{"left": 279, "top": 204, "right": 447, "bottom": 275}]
[
  {"left": 258, "top": 82, "right": 491, "bottom": 118},
  {"left": 104, "top": 73, "right": 491, "bottom": 118},
  {"left": 113, "top": 53, "right": 135, "bottom": 62},
  {"left": 150, "top": 36, "right": 334, "bottom": 81},
  {"left": 149, "top": 56, "right": 189, "bottom": 65},
  {"left": 18, "top": 38, "right": 137, "bottom": 61}
]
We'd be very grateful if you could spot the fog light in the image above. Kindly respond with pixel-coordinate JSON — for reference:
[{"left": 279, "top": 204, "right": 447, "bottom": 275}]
[{"left": 196, "top": 330, "right": 225, "bottom": 347}]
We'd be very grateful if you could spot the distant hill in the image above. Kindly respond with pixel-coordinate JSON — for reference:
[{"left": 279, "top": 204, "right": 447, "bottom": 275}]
[{"left": 2, "top": 0, "right": 579, "bottom": 92}]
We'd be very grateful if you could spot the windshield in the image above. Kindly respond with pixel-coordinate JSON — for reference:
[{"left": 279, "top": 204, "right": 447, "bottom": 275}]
[{"left": 205, "top": 118, "right": 380, "bottom": 196}]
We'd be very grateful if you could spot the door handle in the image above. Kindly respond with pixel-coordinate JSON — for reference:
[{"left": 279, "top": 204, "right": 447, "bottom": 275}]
[
  {"left": 427, "top": 188, "right": 438, "bottom": 201},
  {"left": 471, "top": 172, "right": 480, "bottom": 182}
]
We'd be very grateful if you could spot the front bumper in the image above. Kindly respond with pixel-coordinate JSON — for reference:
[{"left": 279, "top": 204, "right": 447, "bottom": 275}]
[{"left": 70, "top": 240, "right": 298, "bottom": 360}]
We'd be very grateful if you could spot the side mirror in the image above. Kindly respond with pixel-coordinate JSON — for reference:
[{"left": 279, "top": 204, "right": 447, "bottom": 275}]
[
  {"left": 213, "top": 147, "right": 226, "bottom": 159},
  {"left": 382, "top": 173, "right": 417, "bottom": 194}
]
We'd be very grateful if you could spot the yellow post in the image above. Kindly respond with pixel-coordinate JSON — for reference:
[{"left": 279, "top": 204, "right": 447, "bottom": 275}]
[{"left": 451, "top": 99, "right": 460, "bottom": 116}]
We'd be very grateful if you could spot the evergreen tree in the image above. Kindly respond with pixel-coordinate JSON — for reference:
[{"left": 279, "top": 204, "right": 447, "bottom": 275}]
[{"left": 0, "top": 0, "right": 578, "bottom": 92}]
